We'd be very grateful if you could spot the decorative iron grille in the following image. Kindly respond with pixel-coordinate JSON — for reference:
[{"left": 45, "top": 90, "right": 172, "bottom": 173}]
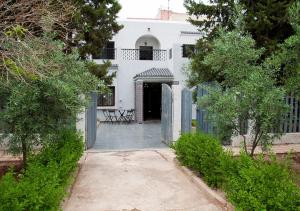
[{"left": 121, "top": 49, "right": 167, "bottom": 61}]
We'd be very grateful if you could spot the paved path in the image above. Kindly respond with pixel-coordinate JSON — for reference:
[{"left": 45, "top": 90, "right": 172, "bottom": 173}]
[
  {"left": 63, "top": 149, "right": 222, "bottom": 211},
  {"left": 94, "top": 122, "right": 166, "bottom": 150}
]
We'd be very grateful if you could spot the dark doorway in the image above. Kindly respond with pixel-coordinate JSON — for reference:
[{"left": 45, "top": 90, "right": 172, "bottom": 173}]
[
  {"left": 143, "top": 83, "right": 162, "bottom": 120},
  {"left": 139, "top": 46, "right": 153, "bottom": 60}
]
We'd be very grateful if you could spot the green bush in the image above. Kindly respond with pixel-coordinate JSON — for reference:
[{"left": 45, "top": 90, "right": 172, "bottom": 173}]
[
  {"left": 226, "top": 154, "right": 300, "bottom": 211},
  {"left": 175, "top": 132, "right": 300, "bottom": 211},
  {"left": 0, "top": 130, "right": 83, "bottom": 211},
  {"left": 175, "top": 133, "right": 228, "bottom": 188},
  {"left": 191, "top": 119, "right": 197, "bottom": 127}
]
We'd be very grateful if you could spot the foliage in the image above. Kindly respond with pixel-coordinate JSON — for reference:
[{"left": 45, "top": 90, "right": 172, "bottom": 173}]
[
  {"left": 0, "top": 32, "right": 99, "bottom": 165},
  {"left": 73, "top": 0, "right": 122, "bottom": 59},
  {"left": 72, "top": 0, "right": 122, "bottom": 83},
  {"left": 175, "top": 133, "right": 227, "bottom": 188},
  {"left": 184, "top": 0, "right": 236, "bottom": 39},
  {"left": 226, "top": 153, "right": 300, "bottom": 211},
  {"left": 0, "top": 129, "right": 84, "bottom": 211},
  {"left": 199, "top": 29, "right": 289, "bottom": 155},
  {"left": 86, "top": 61, "right": 116, "bottom": 85},
  {"left": 267, "top": 2, "right": 300, "bottom": 96},
  {"left": 191, "top": 119, "right": 197, "bottom": 127},
  {"left": 0, "top": 0, "right": 76, "bottom": 39},
  {"left": 0, "top": 0, "right": 122, "bottom": 84},
  {"left": 241, "top": 0, "right": 295, "bottom": 57},
  {"left": 184, "top": 0, "right": 296, "bottom": 87},
  {"left": 174, "top": 133, "right": 300, "bottom": 210}
]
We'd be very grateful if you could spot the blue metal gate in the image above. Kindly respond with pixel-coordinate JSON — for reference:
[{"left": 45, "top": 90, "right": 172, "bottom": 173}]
[
  {"left": 161, "top": 84, "right": 173, "bottom": 145},
  {"left": 196, "top": 84, "right": 213, "bottom": 133},
  {"left": 86, "top": 92, "right": 97, "bottom": 149},
  {"left": 181, "top": 88, "right": 193, "bottom": 134}
]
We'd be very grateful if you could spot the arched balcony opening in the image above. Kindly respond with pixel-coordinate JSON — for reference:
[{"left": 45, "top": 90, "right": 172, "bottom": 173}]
[{"left": 122, "top": 35, "right": 167, "bottom": 61}]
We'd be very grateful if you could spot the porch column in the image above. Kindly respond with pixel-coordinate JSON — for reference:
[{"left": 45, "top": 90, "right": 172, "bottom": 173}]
[{"left": 135, "top": 80, "right": 143, "bottom": 124}]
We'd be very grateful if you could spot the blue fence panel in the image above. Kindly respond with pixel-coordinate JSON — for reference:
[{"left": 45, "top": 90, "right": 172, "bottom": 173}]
[
  {"left": 196, "top": 84, "right": 300, "bottom": 135},
  {"left": 161, "top": 84, "right": 173, "bottom": 145},
  {"left": 196, "top": 83, "right": 214, "bottom": 134},
  {"left": 181, "top": 88, "right": 192, "bottom": 134},
  {"left": 86, "top": 92, "right": 97, "bottom": 149}
]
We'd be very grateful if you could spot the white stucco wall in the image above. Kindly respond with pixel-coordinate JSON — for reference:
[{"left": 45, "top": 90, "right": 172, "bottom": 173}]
[
  {"left": 95, "top": 19, "right": 201, "bottom": 121},
  {"left": 232, "top": 133, "right": 300, "bottom": 147},
  {"left": 76, "top": 110, "right": 86, "bottom": 145}
]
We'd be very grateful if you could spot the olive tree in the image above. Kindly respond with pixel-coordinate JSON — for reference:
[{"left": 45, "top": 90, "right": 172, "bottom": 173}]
[
  {"left": 0, "top": 29, "right": 100, "bottom": 165},
  {"left": 199, "top": 30, "right": 289, "bottom": 156}
]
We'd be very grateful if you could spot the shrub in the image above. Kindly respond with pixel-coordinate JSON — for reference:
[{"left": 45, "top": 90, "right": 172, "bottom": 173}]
[
  {"left": 175, "top": 132, "right": 300, "bottom": 211},
  {"left": 175, "top": 133, "right": 228, "bottom": 188},
  {"left": 226, "top": 154, "right": 300, "bottom": 211},
  {"left": 0, "top": 129, "right": 83, "bottom": 211}
]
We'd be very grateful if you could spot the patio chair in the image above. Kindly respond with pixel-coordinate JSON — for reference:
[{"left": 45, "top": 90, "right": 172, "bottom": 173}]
[
  {"left": 107, "top": 109, "right": 118, "bottom": 124},
  {"left": 125, "top": 109, "right": 135, "bottom": 123},
  {"left": 102, "top": 110, "right": 110, "bottom": 122}
]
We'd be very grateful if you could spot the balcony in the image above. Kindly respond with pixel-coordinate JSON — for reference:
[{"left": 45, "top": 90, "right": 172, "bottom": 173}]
[{"left": 121, "top": 49, "right": 167, "bottom": 61}]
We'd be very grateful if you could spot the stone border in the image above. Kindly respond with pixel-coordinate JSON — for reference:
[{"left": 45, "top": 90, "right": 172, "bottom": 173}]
[{"left": 173, "top": 158, "right": 234, "bottom": 211}]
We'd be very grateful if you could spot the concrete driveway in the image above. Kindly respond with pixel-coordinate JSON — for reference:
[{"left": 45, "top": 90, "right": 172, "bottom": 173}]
[
  {"left": 94, "top": 122, "right": 166, "bottom": 150},
  {"left": 63, "top": 149, "right": 222, "bottom": 211}
]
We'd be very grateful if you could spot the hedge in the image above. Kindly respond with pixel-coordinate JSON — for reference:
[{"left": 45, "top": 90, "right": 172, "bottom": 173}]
[
  {"left": 0, "top": 130, "right": 84, "bottom": 211},
  {"left": 175, "top": 133, "right": 300, "bottom": 211}
]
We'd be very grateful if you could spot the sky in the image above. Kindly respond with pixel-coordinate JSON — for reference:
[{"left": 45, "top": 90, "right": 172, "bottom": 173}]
[{"left": 117, "top": 0, "right": 187, "bottom": 19}]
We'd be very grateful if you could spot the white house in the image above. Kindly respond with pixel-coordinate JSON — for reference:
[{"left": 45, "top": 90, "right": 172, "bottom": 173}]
[{"left": 95, "top": 11, "right": 202, "bottom": 123}]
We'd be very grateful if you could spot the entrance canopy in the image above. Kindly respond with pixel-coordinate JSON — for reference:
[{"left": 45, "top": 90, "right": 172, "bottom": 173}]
[
  {"left": 134, "top": 68, "right": 174, "bottom": 123},
  {"left": 133, "top": 68, "right": 174, "bottom": 82}
]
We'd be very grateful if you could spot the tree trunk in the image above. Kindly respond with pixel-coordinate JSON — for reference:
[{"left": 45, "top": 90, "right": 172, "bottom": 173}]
[
  {"left": 242, "top": 134, "right": 248, "bottom": 155},
  {"left": 21, "top": 139, "right": 27, "bottom": 168},
  {"left": 250, "top": 127, "right": 261, "bottom": 157},
  {"left": 250, "top": 132, "right": 262, "bottom": 157}
]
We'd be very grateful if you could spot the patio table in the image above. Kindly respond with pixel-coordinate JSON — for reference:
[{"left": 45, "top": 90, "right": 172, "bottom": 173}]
[{"left": 118, "top": 109, "right": 127, "bottom": 122}]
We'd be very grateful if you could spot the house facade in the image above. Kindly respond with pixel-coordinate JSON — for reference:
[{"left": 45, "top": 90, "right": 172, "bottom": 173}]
[{"left": 95, "top": 16, "right": 202, "bottom": 123}]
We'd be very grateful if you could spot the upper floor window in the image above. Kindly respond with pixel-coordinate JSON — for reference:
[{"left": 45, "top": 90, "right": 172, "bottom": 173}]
[
  {"left": 98, "top": 86, "right": 115, "bottom": 107},
  {"left": 182, "top": 44, "right": 195, "bottom": 58},
  {"left": 93, "top": 41, "right": 115, "bottom": 60}
]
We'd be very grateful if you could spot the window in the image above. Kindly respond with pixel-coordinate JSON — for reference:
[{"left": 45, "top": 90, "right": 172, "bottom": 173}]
[
  {"left": 182, "top": 44, "right": 195, "bottom": 58},
  {"left": 98, "top": 86, "right": 115, "bottom": 107},
  {"left": 92, "top": 41, "right": 115, "bottom": 60},
  {"left": 139, "top": 46, "right": 153, "bottom": 60}
]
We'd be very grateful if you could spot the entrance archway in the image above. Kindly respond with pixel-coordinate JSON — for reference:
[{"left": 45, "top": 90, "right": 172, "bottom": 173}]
[
  {"left": 143, "top": 83, "right": 162, "bottom": 121},
  {"left": 135, "top": 34, "right": 161, "bottom": 49},
  {"left": 133, "top": 68, "right": 174, "bottom": 124}
]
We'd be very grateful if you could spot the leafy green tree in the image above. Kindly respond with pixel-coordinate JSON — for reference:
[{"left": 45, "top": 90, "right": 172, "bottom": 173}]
[
  {"left": 0, "top": 0, "right": 122, "bottom": 165},
  {"left": 73, "top": 0, "right": 122, "bottom": 59},
  {"left": 185, "top": 0, "right": 236, "bottom": 38},
  {"left": 242, "top": 0, "right": 295, "bottom": 57},
  {"left": 184, "top": 0, "right": 236, "bottom": 87},
  {"left": 0, "top": 31, "right": 100, "bottom": 165},
  {"left": 0, "top": 0, "right": 122, "bottom": 84},
  {"left": 70, "top": 0, "right": 122, "bottom": 83},
  {"left": 267, "top": 1, "right": 300, "bottom": 96},
  {"left": 200, "top": 29, "right": 288, "bottom": 156},
  {"left": 185, "top": 0, "right": 296, "bottom": 87}
]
